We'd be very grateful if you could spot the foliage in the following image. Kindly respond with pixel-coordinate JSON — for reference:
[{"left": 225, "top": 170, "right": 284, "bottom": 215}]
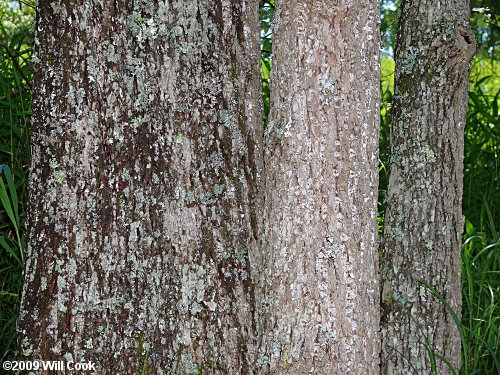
[
  {"left": 470, "top": 3, "right": 500, "bottom": 57},
  {"left": 464, "top": 58, "right": 500, "bottom": 229},
  {"left": 259, "top": 0, "right": 274, "bottom": 125},
  {"left": 0, "top": 0, "right": 33, "bottom": 363},
  {"left": 0, "top": 1, "right": 34, "bottom": 36},
  {"left": 378, "top": 56, "right": 395, "bottom": 226},
  {"left": 381, "top": 0, "right": 400, "bottom": 56},
  {"left": 460, "top": 212, "right": 499, "bottom": 375}
]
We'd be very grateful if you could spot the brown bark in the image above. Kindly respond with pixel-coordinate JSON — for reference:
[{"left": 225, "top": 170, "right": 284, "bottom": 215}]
[
  {"left": 380, "top": 1, "right": 476, "bottom": 373},
  {"left": 256, "top": 1, "right": 381, "bottom": 374},
  {"left": 17, "top": 1, "right": 262, "bottom": 373}
]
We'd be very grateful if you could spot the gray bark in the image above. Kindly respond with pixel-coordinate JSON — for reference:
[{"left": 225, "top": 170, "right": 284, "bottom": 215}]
[
  {"left": 256, "top": 1, "right": 381, "bottom": 374},
  {"left": 17, "top": 0, "right": 262, "bottom": 373},
  {"left": 380, "top": 1, "right": 476, "bottom": 373}
]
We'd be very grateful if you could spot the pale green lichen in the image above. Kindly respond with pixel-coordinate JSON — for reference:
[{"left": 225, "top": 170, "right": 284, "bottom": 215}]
[
  {"left": 260, "top": 296, "right": 273, "bottom": 313},
  {"left": 185, "top": 191, "right": 196, "bottom": 204},
  {"left": 177, "top": 351, "right": 199, "bottom": 375},
  {"left": 31, "top": 53, "right": 41, "bottom": 64},
  {"left": 103, "top": 43, "right": 119, "bottom": 63},
  {"left": 176, "top": 133, "right": 184, "bottom": 144},
  {"left": 320, "top": 324, "right": 336, "bottom": 345},
  {"left": 20, "top": 336, "right": 33, "bottom": 356},
  {"left": 402, "top": 46, "right": 419, "bottom": 74},
  {"left": 86, "top": 56, "right": 99, "bottom": 78},
  {"left": 386, "top": 225, "right": 405, "bottom": 243},
  {"left": 400, "top": 108, "right": 411, "bottom": 119},
  {"left": 212, "top": 184, "right": 224, "bottom": 196},
  {"left": 270, "top": 339, "right": 282, "bottom": 354},
  {"left": 221, "top": 110, "right": 235, "bottom": 127},
  {"left": 66, "top": 86, "right": 86, "bottom": 108},
  {"left": 320, "top": 78, "right": 336, "bottom": 94},
  {"left": 185, "top": 187, "right": 224, "bottom": 206},
  {"left": 393, "top": 290, "right": 409, "bottom": 305},
  {"left": 131, "top": 116, "right": 143, "bottom": 130},
  {"left": 422, "top": 145, "right": 436, "bottom": 162},
  {"left": 419, "top": 286, "right": 428, "bottom": 300},
  {"left": 256, "top": 352, "right": 270, "bottom": 367},
  {"left": 180, "top": 42, "right": 190, "bottom": 54},
  {"left": 84, "top": 338, "right": 93, "bottom": 349},
  {"left": 52, "top": 170, "right": 66, "bottom": 184},
  {"left": 128, "top": 12, "right": 145, "bottom": 37},
  {"left": 40, "top": 277, "right": 47, "bottom": 290},
  {"left": 281, "top": 349, "right": 290, "bottom": 364}
]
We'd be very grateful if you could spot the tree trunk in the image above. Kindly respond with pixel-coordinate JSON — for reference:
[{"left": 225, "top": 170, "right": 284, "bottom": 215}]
[
  {"left": 256, "top": 1, "right": 381, "bottom": 373},
  {"left": 380, "top": 1, "right": 476, "bottom": 373},
  {"left": 17, "top": 1, "right": 262, "bottom": 373}
]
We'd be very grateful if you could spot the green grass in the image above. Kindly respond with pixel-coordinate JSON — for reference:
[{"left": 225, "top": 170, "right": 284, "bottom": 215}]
[
  {"left": 0, "top": 3, "right": 32, "bottom": 363},
  {"left": 460, "top": 206, "right": 500, "bottom": 375}
]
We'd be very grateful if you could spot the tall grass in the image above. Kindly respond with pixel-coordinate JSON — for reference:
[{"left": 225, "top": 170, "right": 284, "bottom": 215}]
[
  {"left": 458, "top": 58, "right": 499, "bottom": 374},
  {"left": 0, "top": 1, "right": 33, "bottom": 363},
  {"left": 460, "top": 205, "right": 499, "bottom": 374}
]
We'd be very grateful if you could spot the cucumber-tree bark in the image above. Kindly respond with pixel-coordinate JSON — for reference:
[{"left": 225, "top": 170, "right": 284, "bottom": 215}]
[
  {"left": 18, "top": 0, "right": 262, "bottom": 373},
  {"left": 256, "top": 1, "right": 380, "bottom": 373},
  {"left": 380, "top": 1, "right": 476, "bottom": 373}
]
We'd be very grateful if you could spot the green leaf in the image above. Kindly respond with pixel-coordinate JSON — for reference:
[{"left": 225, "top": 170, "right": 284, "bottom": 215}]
[
  {"left": 0, "top": 236, "right": 21, "bottom": 265},
  {"left": 491, "top": 88, "right": 499, "bottom": 120},
  {"left": 474, "top": 75, "right": 492, "bottom": 87},
  {"left": 2, "top": 165, "right": 19, "bottom": 227},
  {"left": 0, "top": 170, "right": 17, "bottom": 230},
  {"left": 465, "top": 220, "right": 475, "bottom": 236},
  {"left": 261, "top": 59, "right": 271, "bottom": 80}
]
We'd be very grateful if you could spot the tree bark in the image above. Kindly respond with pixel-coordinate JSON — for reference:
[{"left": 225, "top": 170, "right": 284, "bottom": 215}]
[
  {"left": 256, "top": 1, "right": 381, "bottom": 374},
  {"left": 380, "top": 1, "right": 476, "bottom": 373},
  {"left": 17, "top": 0, "right": 262, "bottom": 373}
]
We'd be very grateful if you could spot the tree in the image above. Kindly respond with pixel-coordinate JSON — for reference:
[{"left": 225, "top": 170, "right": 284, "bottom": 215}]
[
  {"left": 255, "top": 1, "right": 381, "bottom": 373},
  {"left": 17, "top": 0, "right": 262, "bottom": 373},
  {"left": 380, "top": 0, "right": 476, "bottom": 373}
]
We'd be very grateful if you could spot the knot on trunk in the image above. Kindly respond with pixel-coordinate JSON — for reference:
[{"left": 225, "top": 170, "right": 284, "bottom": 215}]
[{"left": 432, "top": 25, "right": 477, "bottom": 71}]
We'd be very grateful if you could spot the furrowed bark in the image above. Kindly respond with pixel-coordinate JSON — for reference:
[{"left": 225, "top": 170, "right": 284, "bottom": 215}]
[
  {"left": 256, "top": 1, "right": 381, "bottom": 374},
  {"left": 18, "top": 0, "right": 262, "bottom": 373},
  {"left": 380, "top": 1, "right": 476, "bottom": 373}
]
